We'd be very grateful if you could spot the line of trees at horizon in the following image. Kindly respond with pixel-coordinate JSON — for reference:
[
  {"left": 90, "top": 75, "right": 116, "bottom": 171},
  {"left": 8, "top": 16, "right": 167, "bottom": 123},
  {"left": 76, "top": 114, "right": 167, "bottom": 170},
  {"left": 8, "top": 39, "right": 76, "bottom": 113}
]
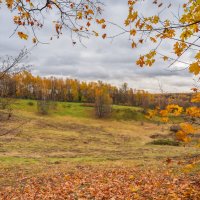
[{"left": 0, "top": 70, "right": 195, "bottom": 110}]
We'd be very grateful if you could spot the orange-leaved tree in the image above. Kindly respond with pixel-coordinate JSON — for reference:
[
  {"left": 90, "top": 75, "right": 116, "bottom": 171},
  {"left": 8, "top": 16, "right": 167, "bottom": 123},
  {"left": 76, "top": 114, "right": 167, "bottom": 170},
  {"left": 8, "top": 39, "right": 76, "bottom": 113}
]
[{"left": 1, "top": 0, "right": 106, "bottom": 43}]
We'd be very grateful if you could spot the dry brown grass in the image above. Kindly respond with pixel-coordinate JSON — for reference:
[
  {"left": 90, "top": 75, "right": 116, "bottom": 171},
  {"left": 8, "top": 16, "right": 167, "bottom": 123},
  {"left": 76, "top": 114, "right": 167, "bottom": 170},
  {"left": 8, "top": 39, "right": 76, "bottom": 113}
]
[{"left": 0, "top": 108, "right": 199, "bottom": 187}]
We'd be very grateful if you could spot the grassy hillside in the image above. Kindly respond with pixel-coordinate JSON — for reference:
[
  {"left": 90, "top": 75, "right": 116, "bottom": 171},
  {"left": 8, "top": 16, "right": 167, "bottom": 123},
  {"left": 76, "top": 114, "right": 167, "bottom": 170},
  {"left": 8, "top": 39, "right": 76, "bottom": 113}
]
[
  {"left": 0, "top": 98, "right": 199, "bottom": 187},
  {"left": 12, "top": 99, "right": 93, "bottom": 118},
  {"left": 12, "top": 99, "right": 146, "bottom": 121}
]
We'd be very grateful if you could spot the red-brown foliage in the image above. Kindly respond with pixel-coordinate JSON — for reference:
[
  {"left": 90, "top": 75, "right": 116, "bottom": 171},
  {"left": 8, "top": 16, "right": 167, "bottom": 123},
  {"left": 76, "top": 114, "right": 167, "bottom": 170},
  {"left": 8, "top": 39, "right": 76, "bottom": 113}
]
[{"left": 1, "top": 167, "right": 200, "bottom": 199}]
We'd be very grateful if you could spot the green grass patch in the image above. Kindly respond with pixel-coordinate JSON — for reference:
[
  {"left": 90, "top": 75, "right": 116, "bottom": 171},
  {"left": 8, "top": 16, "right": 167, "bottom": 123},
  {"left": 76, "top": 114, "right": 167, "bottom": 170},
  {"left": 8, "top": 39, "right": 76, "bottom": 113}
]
[
  {"left": 12, "top": 99, "right": 93, "bottom": 118},
  {"left": 11, "top": 98, "right": 149, "bottom": 121},
  {"left": 54, "top": 102, "right": 93, "bottom": 118},
  {"left": 111, "top": 107, "right": 146, "bottom": 121},
  {"left": 0, "top": 156, "right": 39, "bottom": 165}
]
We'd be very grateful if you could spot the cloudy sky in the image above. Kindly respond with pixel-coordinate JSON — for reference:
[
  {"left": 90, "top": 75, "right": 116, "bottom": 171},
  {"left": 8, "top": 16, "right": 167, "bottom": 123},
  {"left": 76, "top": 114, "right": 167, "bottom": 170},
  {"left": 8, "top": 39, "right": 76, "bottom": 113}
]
[{"left": 0, "top": 0, "right": 198, "bottom": 92}]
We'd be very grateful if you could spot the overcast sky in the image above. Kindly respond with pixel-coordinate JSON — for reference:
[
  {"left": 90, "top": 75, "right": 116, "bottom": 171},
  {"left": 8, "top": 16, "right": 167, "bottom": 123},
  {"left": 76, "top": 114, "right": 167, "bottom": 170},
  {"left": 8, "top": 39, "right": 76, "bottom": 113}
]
[{"left": 0, "top": 0, "right": 198, "bottom": 92}]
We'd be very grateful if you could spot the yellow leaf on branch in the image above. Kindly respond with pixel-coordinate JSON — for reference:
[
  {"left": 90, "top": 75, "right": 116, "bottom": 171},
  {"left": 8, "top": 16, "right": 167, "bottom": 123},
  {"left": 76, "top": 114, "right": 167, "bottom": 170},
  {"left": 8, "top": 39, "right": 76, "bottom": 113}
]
[
  {"left": 150, "top": 37, "right": 157, "bottom": 43},
  {"left": 189, "top": 62, "right": 200, "bottom": 75},
  {"left": 6, "top": 0, "right": 13, "bottom": 9},
  {"left": 130, "top": 29, "right": 136, "bottom": 36},
  {"left": 195, "top": 51, "right": 200, "bottom": 60},
  {"left": 166, "top": 104, "right": 183, "bottom": 116},
  {"left": 163, "top": 56, "right": 168, "bottom": 61},
  {"left": 18, "top": 32, "right": 28, "bottom": 40},
  {"left": 186, "top": 107, "right": 200, "bottom": 118},
  {"left": 191, "top": 92, "right": 200, "bottom": 103},
  {"left": 102, "top": 33, "right": 107, "bottom": 39}
]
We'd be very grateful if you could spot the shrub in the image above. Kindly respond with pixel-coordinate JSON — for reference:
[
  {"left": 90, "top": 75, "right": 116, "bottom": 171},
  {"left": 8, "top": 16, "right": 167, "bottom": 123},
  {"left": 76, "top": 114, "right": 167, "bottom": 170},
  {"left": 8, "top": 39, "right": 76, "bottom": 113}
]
[
  {"left": 170, "top": 125, "right": 181, "bottom": 133},
  {"left": 37, "top": 100, "right": 50, "bottom": 115},
  {"left": 150, "top": 139, "right": 180, "bottom": 146},
  {"left": 27, "top": 101, "right": 34, "bottom": 106},
  {"left": 121, "top": 109, "right": 139, "bottom": 120}
]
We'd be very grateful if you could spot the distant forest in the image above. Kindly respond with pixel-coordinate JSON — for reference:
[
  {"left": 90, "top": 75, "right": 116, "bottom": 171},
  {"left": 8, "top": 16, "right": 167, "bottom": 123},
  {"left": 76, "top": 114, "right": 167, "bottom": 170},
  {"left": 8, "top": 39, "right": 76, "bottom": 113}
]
[{"left": 0, "top": 71, "right": 195, "bottom": 109}]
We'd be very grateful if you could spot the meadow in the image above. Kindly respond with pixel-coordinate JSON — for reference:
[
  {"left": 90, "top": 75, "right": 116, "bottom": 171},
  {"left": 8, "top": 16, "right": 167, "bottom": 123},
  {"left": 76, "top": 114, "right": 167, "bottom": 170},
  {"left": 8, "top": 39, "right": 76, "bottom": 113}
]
[{"left": 0, "top": 99, "right": 199, "bottom": 194}]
